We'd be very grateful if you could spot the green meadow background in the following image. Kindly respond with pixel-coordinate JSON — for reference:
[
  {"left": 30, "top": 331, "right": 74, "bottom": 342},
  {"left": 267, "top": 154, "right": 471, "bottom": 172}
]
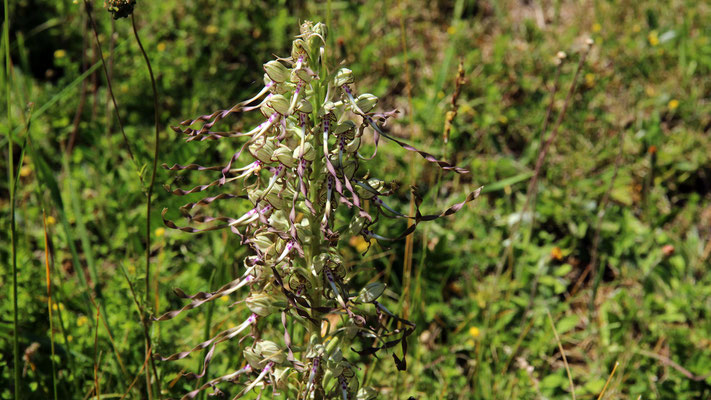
[{"left": 2, "top": 0, "right": 711, "bottom": 398}]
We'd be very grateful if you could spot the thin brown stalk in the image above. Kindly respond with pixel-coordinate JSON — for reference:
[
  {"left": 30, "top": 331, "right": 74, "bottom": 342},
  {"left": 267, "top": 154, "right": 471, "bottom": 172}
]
[
  {"left": 105, "top": 19, "right": 115, "bottom": 137},
  {"left": 93, "top": 303, "right": 101, "bottom": 400},
  {"left": 131, "top": 12, "right": 160, "bottom": 311},
  {"left": 88, "top": 295, "right": 129, "bottom": 380},
  {"left": 397, "top": 0, "right": 417, "bottom": 319},
  {"left": 597, "top": 361, "right": 619, "bottom": 400},
  {"left": 120, "top": 265, "right": 160, "bottom": 400},
  {"left": 570, "top": 129, "right": 625, "bottom": 298},
  {"left": 81, "top": 0, "right": 139, "bottom": 168},
  {"left": 496, "top": 40, "right": 593, "bottom": 277},
  {"left": 443, "top": 59, "right": 467, "bottom": 145},
  {"left": 90, "top": 32, "right": 99, "bottom": 122},
  {"left": 119, "top": 345, "right": 152, "bottom": 400},
  {"left": 637, "top": 349, "right": 711, "bottom": 381},
  {"left": 43, "top": 210, "right": 59, "bottom": 400},
  {"left": 539, "top": 52, "right": 566, "bottom": 143},
  {"left": 546, "top": 309, "right": 576, "bottom": 400}
]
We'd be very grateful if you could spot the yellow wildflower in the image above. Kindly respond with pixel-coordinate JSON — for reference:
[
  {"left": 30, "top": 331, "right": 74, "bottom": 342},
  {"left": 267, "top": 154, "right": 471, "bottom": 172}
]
[
  {"left": 668, "top": 99, "right": 679, "bottom": 110},
  {"left": 585, "top": 73, "right": 595, "bottom": 88},
  {"left": 54, "top": 49, "right": 66, "bottom": 59},
  {"left": 77, "top": 315, "right": 88, "bottom": 327},
  {"left": 592, "top": 23, "right": 601, "bottom": 33},
  {"left": 468, "top": 326, "right": 480, "bottom": 338},
  {"left": 648, "top": 31, "right": 659, "bottom": 46},
  {"left": 155, "top": 227, "right": 165, "bottom": 237}
]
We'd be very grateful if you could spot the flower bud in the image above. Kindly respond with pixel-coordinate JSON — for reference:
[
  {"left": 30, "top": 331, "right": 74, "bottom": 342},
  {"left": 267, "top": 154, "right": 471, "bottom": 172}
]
[
  {"left": 260, "top": 102, "right": 277, "bottom": 119},
  {"left": 270, "top": 81, "right": 293, "bottom": 95},
  {"left": 344, "top": 136, "right": 361, "bottom": 154},
  {"left": 312, "top": 22, "right": 327, "bottom": 39},
  {"left": 357, "top": 387, "right": 378, "bottom": 400},
  {"left": 334, "top": 68, "right": 354, "bottom": 87},
  {"left": 243, "top": 347, "right": 262, "bottom": 370},
  {"left": 268, "top": 210, "right": 290, "bottom": 232},
  {"left": 296, "top": 99, "right": 313, "bottom": 114},
  {"left": 246, "top": 292, "right": 287, "bottom": 316},
  {"left": 247, "top": 189, "right": 264, "bottom": 207},
  {"left": 291, "top": 39, "right": 308, "bottom": 62},
  {"left": 257, "top": 340, "right": 286, "bottom": 364},
  {"left": 293, "top": 142, "right": 316, "bottom": 161},
  {"left": 300, "top": 21, "right": 315, "bottom": 37},
  {"left": 332, "top": 159, "right": 357, "bottom": 179},
  {"left": 264, "top": 60, "right": 291, "bottom": 83},
  {"left": 357, "top": 282, "right": 385, "bottom": 303},
  {"left": 355, "top": 93, "right": 378, "bottom": 113},
  {"left": 311, "top": 252, "right": 331, "bottom": 275},
  {"left": 243, "top": 340, "right": 286, "bottom": 369},
  {"left": 272, "top": 366, "right": 291, "bottom": 390},
  {"left": 268, "top": 94, "right": 291, "bottom": 115},
  {"left": 249, "top": 138, "right": 277, "bottom": 164},
  {"left": 356, "top": 177, "right": 385, "bottom": 199},
  {"left": 334, "top": 120, "right": 356, "bottom": 137},
  {"left": 343, "top": 319, "right": 359, "bottom": 340},
  {"left": 305, "top": 342, "right": 325, "bottom": 359},
  {"left": 293, "top": 68, "right": 314, "bottom": 84},
  {"left": 252, "top": 233, "right": 276, "bottom": 254},
  {"left": 347, "top": 215, "right": 368, "bottom": 237},
  {"left": 265, "top": 182, "right": 296, "bottom": 210},
  {"left": 273, "top": 146, "right": 296, "bottom": 168}
]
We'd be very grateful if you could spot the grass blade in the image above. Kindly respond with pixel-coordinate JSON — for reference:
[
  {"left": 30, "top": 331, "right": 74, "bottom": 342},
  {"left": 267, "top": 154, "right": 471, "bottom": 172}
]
[
  {"left": 43, "top": 210, "right": 59, "bottom": 400},
  {"left": 5, "top": 7, "right": 22, "bottom": 394}
]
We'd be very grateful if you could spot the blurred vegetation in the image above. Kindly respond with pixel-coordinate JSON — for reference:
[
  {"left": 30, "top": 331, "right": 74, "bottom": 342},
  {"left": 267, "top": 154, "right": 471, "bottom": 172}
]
[{"left": 2, "top": 0, "right": 711, "bottom": 399}]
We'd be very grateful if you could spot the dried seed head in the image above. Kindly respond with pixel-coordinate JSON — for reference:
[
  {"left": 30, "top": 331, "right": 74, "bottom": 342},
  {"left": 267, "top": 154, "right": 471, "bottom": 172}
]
[{"left": 105, "top": 0, "right": 135, "bottom": 19}]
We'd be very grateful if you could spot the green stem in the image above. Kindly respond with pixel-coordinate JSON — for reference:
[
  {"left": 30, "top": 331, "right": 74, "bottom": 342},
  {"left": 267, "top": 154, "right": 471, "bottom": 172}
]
[
  {"left": 5, "top": 0, "right": 20, "bottom": 396},
  {"left": 131, "top": 12, "right": 162, "bottom": 399},
  {"left": 82, "top": 0, "right": 142, "bottom": 181}
]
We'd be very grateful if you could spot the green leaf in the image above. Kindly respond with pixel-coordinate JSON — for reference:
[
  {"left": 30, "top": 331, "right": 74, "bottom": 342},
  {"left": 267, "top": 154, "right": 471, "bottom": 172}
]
[{"left": 556, "top": 315, "right": 579, "bottom": 335}]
